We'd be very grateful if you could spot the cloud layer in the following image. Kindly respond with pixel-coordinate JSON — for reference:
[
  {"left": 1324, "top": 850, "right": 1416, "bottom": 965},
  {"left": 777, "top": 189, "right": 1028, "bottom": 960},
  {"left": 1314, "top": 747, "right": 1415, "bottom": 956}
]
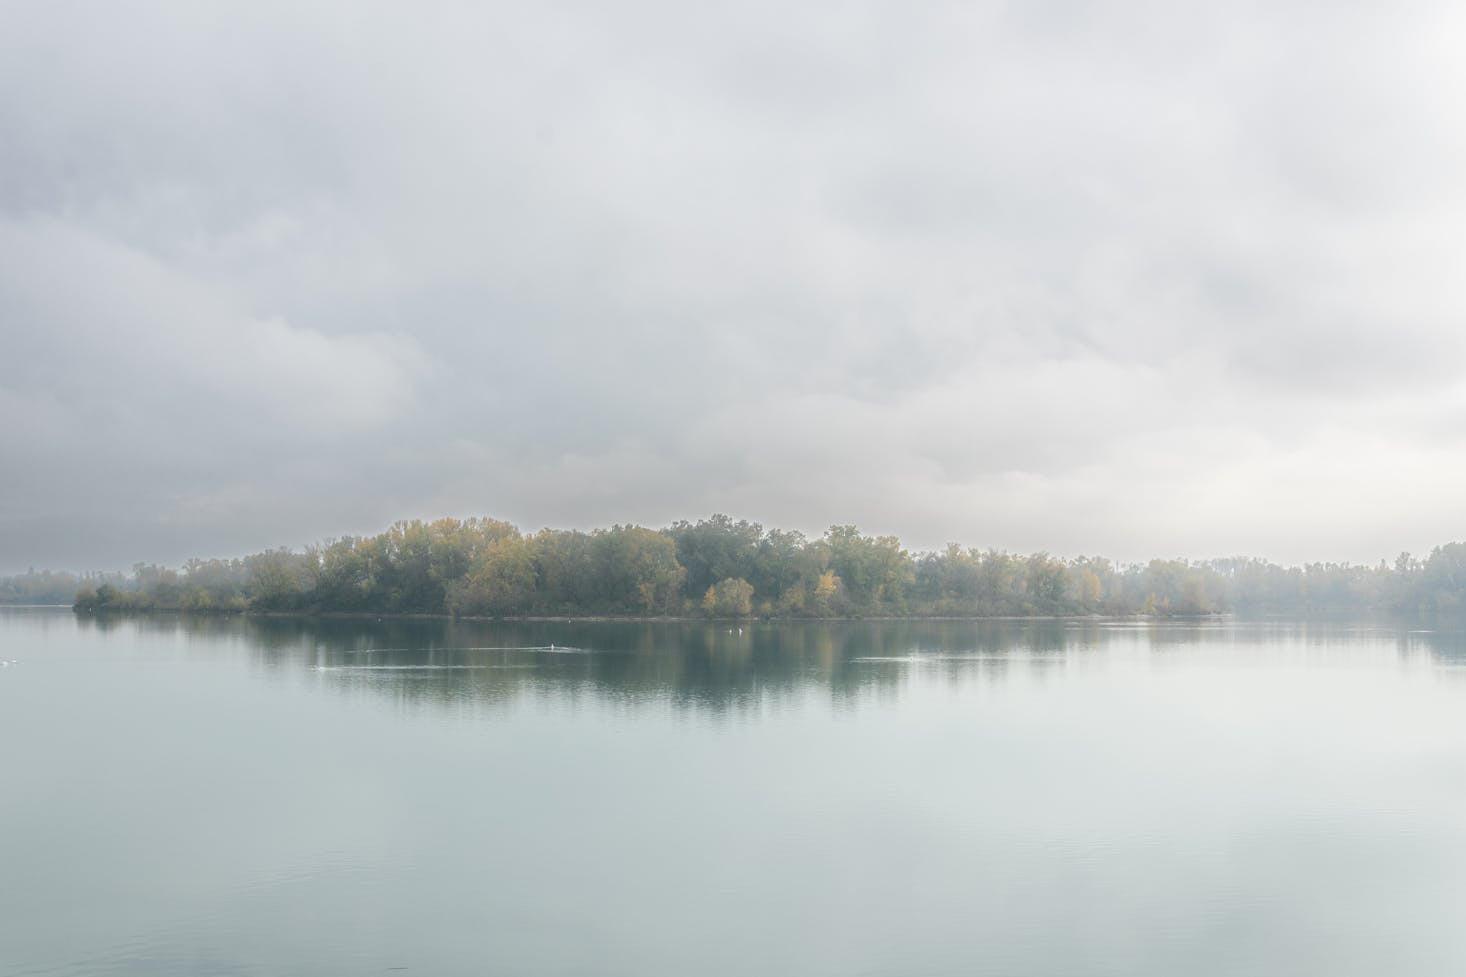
[{"left": 4, "top": 0, "right": 1465, "bottom": 571}]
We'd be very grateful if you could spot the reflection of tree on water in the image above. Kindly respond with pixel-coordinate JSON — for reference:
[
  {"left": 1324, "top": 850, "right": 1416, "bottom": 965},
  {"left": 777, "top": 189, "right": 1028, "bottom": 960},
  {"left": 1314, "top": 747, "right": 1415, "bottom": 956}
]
[
  {"left": 72, "top": 616, "right": 1108, "bottom": 713},
  {"left": 298, "top": 619, "right": 1123, "bottom": 714},
  {"left": 75, "top": 614, "right": 1466, "bottom": 710},
  {"left": 1397, "top": 618, "right": 1466, "bottom": 666}
]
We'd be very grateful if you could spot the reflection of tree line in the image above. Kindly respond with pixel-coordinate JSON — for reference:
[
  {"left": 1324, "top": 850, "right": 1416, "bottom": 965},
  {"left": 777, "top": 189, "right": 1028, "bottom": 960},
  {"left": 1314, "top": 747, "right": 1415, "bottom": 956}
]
[
  {"left": 75, "top": 615, "right": 1082, "bottom": 709},
  {"left": 73, "top": 614, "right": 1466, "bottom": 711}
]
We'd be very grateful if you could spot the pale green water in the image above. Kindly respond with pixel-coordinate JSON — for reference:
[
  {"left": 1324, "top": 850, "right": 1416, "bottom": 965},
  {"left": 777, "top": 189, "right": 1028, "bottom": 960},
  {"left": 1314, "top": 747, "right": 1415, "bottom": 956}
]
[{"left": 4, "top": 608, "right": 1466, "bottom": 976}]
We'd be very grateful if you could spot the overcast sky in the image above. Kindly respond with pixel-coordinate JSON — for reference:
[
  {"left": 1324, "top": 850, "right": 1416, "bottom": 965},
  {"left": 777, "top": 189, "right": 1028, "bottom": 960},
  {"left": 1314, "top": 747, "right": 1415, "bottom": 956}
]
[{"left": 3, "top": 0, "right": 1465, "bottom": 572}]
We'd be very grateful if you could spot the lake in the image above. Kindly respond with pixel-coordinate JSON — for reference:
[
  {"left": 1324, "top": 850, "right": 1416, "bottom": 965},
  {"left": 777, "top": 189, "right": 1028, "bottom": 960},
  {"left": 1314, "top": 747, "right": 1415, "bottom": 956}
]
[{"left": 4, "top": 608, "right": 1466, "bottom": 976}]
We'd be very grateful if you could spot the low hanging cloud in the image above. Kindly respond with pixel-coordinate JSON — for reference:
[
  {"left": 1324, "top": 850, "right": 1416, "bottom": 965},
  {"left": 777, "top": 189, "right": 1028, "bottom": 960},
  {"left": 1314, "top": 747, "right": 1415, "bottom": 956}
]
[
  {"left": 3, "top": 0, "right": 1466, "bottom": 571},
  {"left": 0, "top": 217, "right": 424, "bottom": 440}
]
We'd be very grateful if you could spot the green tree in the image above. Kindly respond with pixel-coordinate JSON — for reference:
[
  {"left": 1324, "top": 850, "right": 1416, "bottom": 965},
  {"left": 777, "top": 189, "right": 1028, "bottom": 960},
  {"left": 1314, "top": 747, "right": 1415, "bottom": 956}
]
[
  {"left": 668, "top": 515, "right": 764, "bottom": 599},
  {"left": 449, "top": 534, "right": 538, "bottom": 616},
  {"left": 595, "top": 525, "right": 685, "bottom": 614}
]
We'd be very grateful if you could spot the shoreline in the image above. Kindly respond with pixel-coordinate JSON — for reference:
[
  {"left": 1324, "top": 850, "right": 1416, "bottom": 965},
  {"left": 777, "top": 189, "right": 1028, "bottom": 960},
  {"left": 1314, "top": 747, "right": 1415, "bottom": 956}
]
[{"left": 64, "top": 606, "right": 1228, "bottom": 624}]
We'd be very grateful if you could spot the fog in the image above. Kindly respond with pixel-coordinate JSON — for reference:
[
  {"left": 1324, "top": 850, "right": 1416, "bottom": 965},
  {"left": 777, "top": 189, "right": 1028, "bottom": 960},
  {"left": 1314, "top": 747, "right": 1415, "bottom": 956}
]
[{"left": 4, "top": 0, "right": 1464, "bottom": 571}]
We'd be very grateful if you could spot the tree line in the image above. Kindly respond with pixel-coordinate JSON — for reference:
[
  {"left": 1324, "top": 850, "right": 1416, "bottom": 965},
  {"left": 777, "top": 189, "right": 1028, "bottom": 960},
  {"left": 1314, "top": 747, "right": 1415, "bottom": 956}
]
[
  {"left": 50, "top": 514, "right": 1466, "bottom": 618},
  {"left": 1, "top": 568, "right": 128, "bottom": 606}
]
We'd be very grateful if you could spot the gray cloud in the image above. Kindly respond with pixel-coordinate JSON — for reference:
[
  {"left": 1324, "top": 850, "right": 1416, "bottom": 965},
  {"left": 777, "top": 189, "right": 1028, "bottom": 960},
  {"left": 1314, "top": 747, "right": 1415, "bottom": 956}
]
[{"left": 3, "top": 0, "right": 1465, "bottom": 572}]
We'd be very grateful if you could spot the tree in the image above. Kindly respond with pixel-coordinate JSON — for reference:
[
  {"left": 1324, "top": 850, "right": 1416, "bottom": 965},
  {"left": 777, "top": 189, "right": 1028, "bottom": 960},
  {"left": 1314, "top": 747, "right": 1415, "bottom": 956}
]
[
  {"left": 668, "top": 515, "right": 763, "bottom": 599},
  {"left": 246, "top": 548, "right": 310, "bottom": 610},
  {"left": 595, "top": 525, "right": 685, "bottom": 614},
  {"left": 536, "top": 530, "right": 599, "bottom": 611},
  {"left": 824, "top": 526, "right": 913, "bottom": 610},
  {"left": 449, "top": 534, "right": 537, "bottom": 616},
  {"left": 1024, "top": 553, "right": 1069, "bottom": 612},
  {"left": 703, "top": 578, "right": 754, "bottom": 617},
  {"left": 812, "top": 570, "right": 843, "bottom": 616}
]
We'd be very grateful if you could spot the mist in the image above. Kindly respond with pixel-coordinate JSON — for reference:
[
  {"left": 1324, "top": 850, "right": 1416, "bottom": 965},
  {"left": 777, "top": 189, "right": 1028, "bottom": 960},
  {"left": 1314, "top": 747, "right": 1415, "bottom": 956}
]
[{"left": 4, "top": 0, "right": 1465, "bottom": 572}]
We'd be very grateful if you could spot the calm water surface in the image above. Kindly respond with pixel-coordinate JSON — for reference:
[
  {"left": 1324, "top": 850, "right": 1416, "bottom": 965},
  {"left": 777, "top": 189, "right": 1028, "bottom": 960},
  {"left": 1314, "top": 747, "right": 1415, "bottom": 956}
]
[{"left": 4, "top": 608, "right": 1466, "bottom": 976}]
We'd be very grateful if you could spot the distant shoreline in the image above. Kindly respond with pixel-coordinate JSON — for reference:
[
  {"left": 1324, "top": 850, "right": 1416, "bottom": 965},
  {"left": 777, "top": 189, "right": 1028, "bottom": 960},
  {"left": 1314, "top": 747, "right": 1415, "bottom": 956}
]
[
  {"left": 36, "top": 515, "right": 1466, "bottom": 620},
  {"left": 67, "top": 606, "right": 1230, "bottom": 624}
]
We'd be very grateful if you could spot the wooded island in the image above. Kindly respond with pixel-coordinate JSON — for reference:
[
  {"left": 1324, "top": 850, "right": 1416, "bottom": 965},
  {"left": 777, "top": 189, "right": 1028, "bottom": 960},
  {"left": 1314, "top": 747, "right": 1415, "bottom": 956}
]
[{"left": 5, "top": 515, "right": 1461, "bottom": 618}]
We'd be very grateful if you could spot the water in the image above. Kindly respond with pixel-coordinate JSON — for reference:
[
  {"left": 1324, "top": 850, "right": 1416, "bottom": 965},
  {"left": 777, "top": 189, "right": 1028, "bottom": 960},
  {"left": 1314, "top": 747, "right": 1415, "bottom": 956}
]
[{"left": 4, "top": 608, "right": 1466, "bottom": 976}]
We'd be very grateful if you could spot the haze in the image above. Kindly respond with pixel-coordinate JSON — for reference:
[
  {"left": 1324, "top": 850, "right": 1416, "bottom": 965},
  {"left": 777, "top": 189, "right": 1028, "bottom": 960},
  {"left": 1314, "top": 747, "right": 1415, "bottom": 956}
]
[{"left": 4, "top": 0, "right": 1464, "bottom": 573}]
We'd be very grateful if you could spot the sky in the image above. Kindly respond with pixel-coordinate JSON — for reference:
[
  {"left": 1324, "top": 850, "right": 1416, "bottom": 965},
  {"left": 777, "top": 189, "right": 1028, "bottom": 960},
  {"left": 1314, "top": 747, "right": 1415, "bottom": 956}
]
[{"left": 3, "top": 0, "right": 1465, "bottom": 573}]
